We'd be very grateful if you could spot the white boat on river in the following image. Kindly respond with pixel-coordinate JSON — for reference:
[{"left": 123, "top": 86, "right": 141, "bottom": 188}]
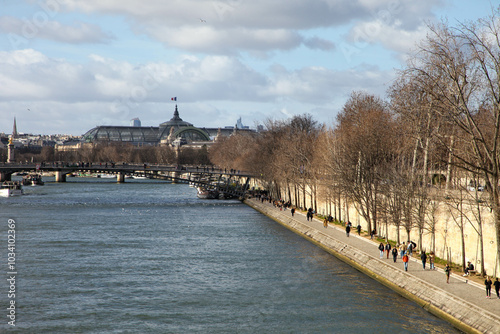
[{"left": 0, "top": 181, "right": 23, "bottom": 197}]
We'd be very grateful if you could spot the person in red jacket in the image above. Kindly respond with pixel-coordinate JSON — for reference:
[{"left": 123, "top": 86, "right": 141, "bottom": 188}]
[{"left": 402, "top": 252, "right": 409, "bottom": 271}]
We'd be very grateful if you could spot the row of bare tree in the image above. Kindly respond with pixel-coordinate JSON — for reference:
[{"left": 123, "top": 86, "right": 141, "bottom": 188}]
[{"left": 209, "top": 9, "right": 500, "bottom": 276}]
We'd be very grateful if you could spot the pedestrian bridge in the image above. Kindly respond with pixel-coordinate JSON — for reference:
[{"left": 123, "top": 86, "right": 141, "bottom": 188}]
[{"left": 0, "top": 163, "right": 253, "bottom": 199}]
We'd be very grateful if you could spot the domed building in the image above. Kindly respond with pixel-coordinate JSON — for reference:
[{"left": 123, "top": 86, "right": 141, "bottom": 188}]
[
  {"left": 158, "top": 106, "right": 211, "bottom": 146},
  {"left": 82, "top": 105, "right": 215, "bottom": 147}
]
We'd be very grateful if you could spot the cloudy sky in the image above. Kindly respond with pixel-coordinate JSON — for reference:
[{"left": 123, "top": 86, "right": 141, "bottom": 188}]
[{"left": 0, "top": 0, "right": 495, "bottom": 135}]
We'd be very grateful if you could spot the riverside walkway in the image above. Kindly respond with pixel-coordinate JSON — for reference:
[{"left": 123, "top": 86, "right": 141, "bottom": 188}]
[{"left": 244, "top": 198, "right": 500, "bottom": 334}]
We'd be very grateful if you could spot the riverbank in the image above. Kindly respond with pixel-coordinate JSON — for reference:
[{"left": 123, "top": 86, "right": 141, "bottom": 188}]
[{"left": 244, "top": 198, "right": 500, "bottom": 334}]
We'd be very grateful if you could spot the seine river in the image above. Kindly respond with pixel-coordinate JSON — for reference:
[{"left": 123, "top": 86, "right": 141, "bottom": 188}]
[{"left": 0, "top": 178, "right": 460, "bottom": 333}]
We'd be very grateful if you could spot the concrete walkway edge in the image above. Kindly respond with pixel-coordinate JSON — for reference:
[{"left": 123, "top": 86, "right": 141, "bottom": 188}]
[{"left": 245, "top": 199, "right": 500, "bottom": 334}]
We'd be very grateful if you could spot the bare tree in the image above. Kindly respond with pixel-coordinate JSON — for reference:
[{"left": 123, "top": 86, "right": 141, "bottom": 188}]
[
  {"left": 333, "top": 92, "right": 395, "bottom": 234},
  {"left": 403, "top": 10, "right": 500, "bottom": 275}
]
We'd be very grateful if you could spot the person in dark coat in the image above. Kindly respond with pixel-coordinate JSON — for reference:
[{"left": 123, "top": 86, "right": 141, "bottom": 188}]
[
  {"left": 445, "top": 264, "right": 451, "bottom": 283},
  {"left": 357, "top": 224, "right": 361, "bottom": 235},
  {"left": 391, "top": 247, "right": 398, "bottom": 263},
  {"left": 463, "top": 261, "right": 474, "bottom": 276},
  {"left": 346, "top": 224, "right": 351, "bottom": 237},
  {"left": 306, "top": 208, "right": 313, "bottom": 221},
  {"left": 494, "top": 278, "right": 500, "bottom": 299},
  {"left": 420, "top": 252, "right": 427, "bottom": 270},
  {"left": 385, "top": 243, "right": 391, "bottom": 259},
  {"left": 378, "top": 243, "right": 384, "bottom": 258},
  {"left": 485, "top": 276, "right": 493, "bottom": 298}
]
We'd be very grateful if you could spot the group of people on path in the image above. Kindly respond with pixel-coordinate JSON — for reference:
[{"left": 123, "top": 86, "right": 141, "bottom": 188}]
[
  {"left": 376, "top": 241, "right": 436, "bottom": 273},
  {"left": 485, "top": 276, "right": 500, "bottom": 299},
  {"left": 268, "top": 200, "right": 500, "bottom": 300}
]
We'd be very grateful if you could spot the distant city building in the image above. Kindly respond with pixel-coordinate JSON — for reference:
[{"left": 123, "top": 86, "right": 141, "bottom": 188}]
[
  {"left": 236, "top": 117, "right": 249, "bottom": 129},
  {"left": 81, "top": 105, "right": 257, "bottom": 147},
  {"left": 1, "top": 118, "right": 81, "bottom": 151},
  {"left": 130, "top": 118, "right": 141, "bottom": 127},
  {"left": 1, "top": 107, "right": 258, "bottom": 153}
]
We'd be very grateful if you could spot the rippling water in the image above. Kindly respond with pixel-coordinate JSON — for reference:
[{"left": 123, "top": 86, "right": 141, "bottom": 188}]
[{"left": 0, "top": 178, "right": 459, "bottom": 333}]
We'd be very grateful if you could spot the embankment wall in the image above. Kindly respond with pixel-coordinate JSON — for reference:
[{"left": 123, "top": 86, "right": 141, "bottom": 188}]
[
  {"left": 254, "top": 180, "right": 499, "bottom": 277},
  {"left": 245, "top": 199, "right": 500, "bottom": 334}
]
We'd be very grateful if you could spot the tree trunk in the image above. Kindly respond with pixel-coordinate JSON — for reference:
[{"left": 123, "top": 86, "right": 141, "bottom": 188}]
[
  {"left": 477, "top": 203, "right": 485, "bottom": 275},
  {"left": 445, "top": 135, "right": 454, "bottom": 191},
  {"left": 287, "top": 184, "right": 292, "bottom": 204},
  {"left": 293, "top": 184, "right": 300, "bottom": 207},
  {"left": 419, "top": 228, "right": 423, "bottom": 253},
  {"left": 302, "top": 184, "right": 306, "bottom": 210},
  {"left": 312, "top": 183, "right": 317, "bottom": 213},
  {"left": 396, "top": 222, "right": 400, "bottom": 245},
  {"left": 337, "top": 193, "right": 341, "bottom": 222},
  {"left": 423, "top": 136, "right": 430, "bottom": 186},
  {"left": 431, "top": 228, "right": 435, "bottom": 254},
  {"left": 493, "top": 186, "right": 500, "bottom": 278},
  {"left": 345, "top": 199, "right": 349, "bottom": 223},
  {"left": 460, "top": 199, "right": 466, "bottom": 272}
]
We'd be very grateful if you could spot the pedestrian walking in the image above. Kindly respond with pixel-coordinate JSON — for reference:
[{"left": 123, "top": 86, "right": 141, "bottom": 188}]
[
  {"left": 371, "top": 229, "right": 376, "bottom": 240},
  {"left": 494, "top": 278, "right": 500, "bottom": 299},
  {"left": 385, "top": 243, "right": 391, "bottom": 259},
  {"left": 402, "top": 252, "right": 409, "bottom": 271},
  {"left": 391, "top": 247, "right": 398, "bottom": 263},
  {"left": 307, "top": 208, "right": 313, "bottom": 221},
  {"left": 420, "top": 251, "right": 427, "bottom": 270},
  {"left": 378, "top": 243, "right": 385, "bottom": 258},
  {"left": 485, "top": 276, "right": 493, "bottom": 298},
  {"left": 445, "top": 264, "right": 451, "bottom": 284},
  {"left": 399, "top": 242, "right": 407, "bottom": 259},
  {"left": 323, "top": 217, "right": 328, "bottom": 229},
  {"left": 346, "top": 224, "right": 351, "bottom": 237},
  {"left": 291, "top": 208, "right": 295, "bottom": 217},
  {"left": 357, "top": 224, "right": 361, "bottom": 235},
  {"left": 429, "top": 252, "right": 435, "bottom": 270},
  {"left": 407, "top": 241, "right": 414, "bottom": 256}
]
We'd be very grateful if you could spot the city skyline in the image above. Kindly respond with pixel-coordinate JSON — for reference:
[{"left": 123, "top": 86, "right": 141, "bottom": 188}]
[{"left": 0, "top": 0, "right": 495, "bottom": 135}]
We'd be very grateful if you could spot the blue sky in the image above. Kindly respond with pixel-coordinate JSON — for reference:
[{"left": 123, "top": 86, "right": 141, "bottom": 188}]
[{"left": 0, "top": 0, "right": 497, "bottom": 135}]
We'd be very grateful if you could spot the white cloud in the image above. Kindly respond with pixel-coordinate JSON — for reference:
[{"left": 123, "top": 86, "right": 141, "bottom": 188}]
[
  {"left": 0, "top": 16, "right": 113, "bottom": 44},
  {"left": 146, "top": 25, "right": 303, "bottom": 54},
  {"left": 303, "top": 37, "right": 335, "bottom": 51},
  {"left": 52, "top": 0, "right": 417, "bottom": 54},
  {"left": 0, "top": 48, "right": 48, "bottom": 65},
  {"left": 348, "top": 19, "right": 429, "bottom": 54},
  {"left": 0, "top": 49, "right": 394, "bottom": 134},
  {"left": 10, "top": 0, "right": 439, "bottom": 57}
]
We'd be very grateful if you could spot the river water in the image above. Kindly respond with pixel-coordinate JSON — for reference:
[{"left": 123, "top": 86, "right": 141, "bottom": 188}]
[{"left": 0, "top": 178, "right": 459, "bottom": 333}]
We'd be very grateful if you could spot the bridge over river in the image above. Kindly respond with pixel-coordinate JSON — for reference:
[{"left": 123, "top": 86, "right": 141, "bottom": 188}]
[{"left": 0, "top": 163, "right": 254, "bottom": 199}]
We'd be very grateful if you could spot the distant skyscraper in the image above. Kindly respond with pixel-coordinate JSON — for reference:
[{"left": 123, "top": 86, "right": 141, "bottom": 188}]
[
  {"left": 236, "top": 117, "right": 249, "bottom": 129},
  {"left": 130, "top": 118, "right": 141, "bottom": 127},
  {"left": 12, "top": 117, "right": 18, "bottom": 137}
]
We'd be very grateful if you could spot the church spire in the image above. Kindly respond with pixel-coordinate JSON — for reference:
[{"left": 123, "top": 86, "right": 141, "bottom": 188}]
[{"left": 12, "top": 117, "right": 18, "bottom": 138}]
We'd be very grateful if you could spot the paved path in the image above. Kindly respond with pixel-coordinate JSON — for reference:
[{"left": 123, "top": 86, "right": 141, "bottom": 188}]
[{"left": 247, "top": 198, "right": 500, "bottom": 320}]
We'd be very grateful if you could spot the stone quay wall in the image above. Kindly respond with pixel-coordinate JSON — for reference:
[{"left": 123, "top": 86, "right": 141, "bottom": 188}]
[
  {"left": 256, "top": 180, "right": 499, "bottom": 277},
  {"left": 245, "top": 199, "right": 500, "bottom": 334}
]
